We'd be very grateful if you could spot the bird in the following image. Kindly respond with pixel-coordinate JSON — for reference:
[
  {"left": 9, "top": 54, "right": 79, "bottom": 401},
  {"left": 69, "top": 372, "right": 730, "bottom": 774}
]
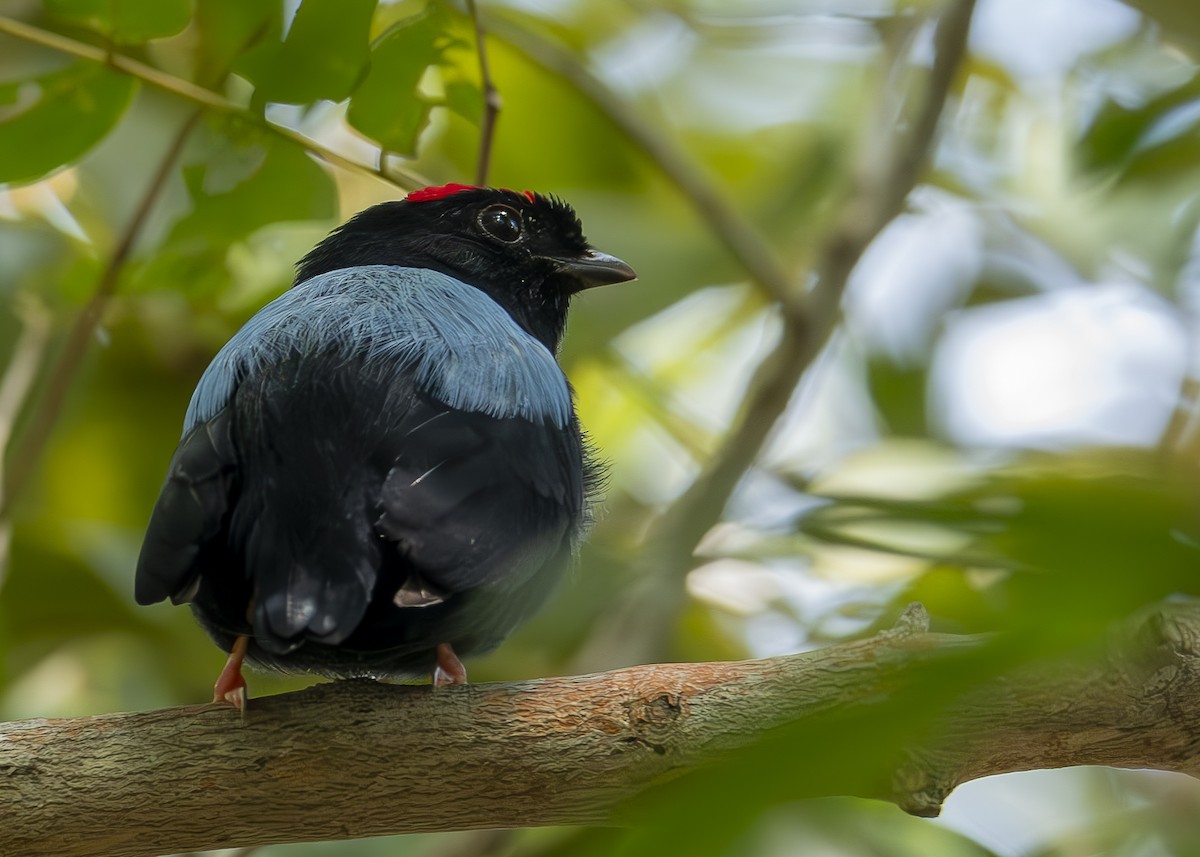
[{"left": 134, "top": 183, "right": 636, "bottom": 710}]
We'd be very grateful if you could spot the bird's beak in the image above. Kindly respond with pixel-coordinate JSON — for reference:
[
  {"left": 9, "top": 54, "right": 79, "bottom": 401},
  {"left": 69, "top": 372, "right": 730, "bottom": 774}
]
[{"left": 554, "top": 249, "right": 637, "bottom": 292}]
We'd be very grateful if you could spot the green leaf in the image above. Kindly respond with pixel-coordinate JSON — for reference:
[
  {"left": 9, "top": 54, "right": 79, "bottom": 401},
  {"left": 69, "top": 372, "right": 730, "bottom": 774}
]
[
  {"left": 614, "top": 646, "right": 1012, "bottom": 857},
  {"left": 802, "top": 449, "right": 1200, "bottom": 648},
  {"left": 176, "top": 142, "right": 335, "bottom": 242},
  {"left": 866, "top": 357, "right": 929, "bottom": 437},
  {"left": 132, "top": 130, "right": 337, "bottom": 295},
  {"left": 1078, "top": 71, "right": 1200, "bottom": 179},
  {"left": 193, "top": 0, "right": 278, "bottom": 87},
  {"left": 235, "top": 0, "right": 377, "bottom": 106},
  {"left": 442, "top": 79, "right": 484, "bottom": 127},
  {"left": 44, "top": 0, "right": 192, "bottom": 43},
  {"left": 346, "top": 5, "right": 463, "bottom": 156},
  {"left": 0, "top": 62, "right": 137, "bottom": 186},
  {"left": 1118, "top": 131, "right": 1200, "bottom": 185}
]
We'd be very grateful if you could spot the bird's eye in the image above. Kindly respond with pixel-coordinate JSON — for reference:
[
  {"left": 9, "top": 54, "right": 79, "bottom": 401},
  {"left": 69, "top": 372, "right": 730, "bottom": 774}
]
[{"left": 478, "top": 205, "right": 523, "bottom": 243}]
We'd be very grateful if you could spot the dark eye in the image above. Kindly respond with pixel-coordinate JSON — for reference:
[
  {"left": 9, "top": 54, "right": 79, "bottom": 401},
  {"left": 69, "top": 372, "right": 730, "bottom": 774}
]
[{"left": 478, "top": 205, "right": 523, "bottom": 243}]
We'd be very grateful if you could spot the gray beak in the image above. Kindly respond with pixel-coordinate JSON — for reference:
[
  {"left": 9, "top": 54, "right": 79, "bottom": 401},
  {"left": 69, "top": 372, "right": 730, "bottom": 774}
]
[{"left": 555, "top": 249, "right": 637, "bottom": 292}]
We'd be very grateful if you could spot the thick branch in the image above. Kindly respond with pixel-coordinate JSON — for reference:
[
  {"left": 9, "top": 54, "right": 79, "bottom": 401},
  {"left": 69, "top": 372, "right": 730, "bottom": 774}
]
[{"left": 4, "top": 603, "right": 1200, "bottom": 856}]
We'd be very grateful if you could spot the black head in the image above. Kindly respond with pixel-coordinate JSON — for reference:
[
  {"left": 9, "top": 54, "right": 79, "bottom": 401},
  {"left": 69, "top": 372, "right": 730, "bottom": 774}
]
[{"left": 295, "top": 184, "right": 636, "bottom": 351}]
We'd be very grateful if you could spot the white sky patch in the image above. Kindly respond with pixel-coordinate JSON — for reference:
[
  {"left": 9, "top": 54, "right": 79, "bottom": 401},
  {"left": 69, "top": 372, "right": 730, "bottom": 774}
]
[
  {"left": 592, "top": 12, "right": 877, "bottom": 130},
  {"left": 763, "top": 333, "right": 883, "bottom": 472},
  {"left": 935, "top": 769, "right": 1200, "bottom": 857},
  {"left": 844, "top": 196, "right": 985, "bottom": 362},
  {"left": 687, "top": 559, "right": 784, "bottom": 616},
  {"left": 615, "top": 283, "right": 780, "bottom": 434},
  {"left": 930, "top": 285, "right": 1188, "bottom": 448},
  {"left": 807, "top": 439, "right": 980, "bottom": 500},
  {"left": 971, "top": 0, "right": 1141, "bottom": 82},
  {"left": 486, "top": 0, "right": 583, "bottom": 16},
  {"left": 589, "top": 13, "right": 697, "bottom": 98}
]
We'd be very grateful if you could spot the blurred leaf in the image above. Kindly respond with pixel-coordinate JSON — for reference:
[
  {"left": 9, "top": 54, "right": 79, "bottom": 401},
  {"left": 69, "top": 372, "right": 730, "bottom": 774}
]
[
  {"left": 2, "top": 534, "right": 145, "bottom": 655},
  {"left": 725, "top": 799, "right": 1001, "bottom": 857},
  {"left": 894, "top": 565, "right": 1006, "bottom": 634},
  {"left": 443, "top": 79, "right": 484, "bottom": 126},
  {"left": 0, "top": 62, "right": 136, "bottom": 185},
  {"left": 1118, "top": 130, "right": 1200, "bottom": 184},
  {"left": 525, "top": 827, "right": 627, "bottom": 857},
  {"left": 132, "top": 130, "right": 337, "bottom": 295},
  {"left": 44, "top": 0, "right": 192, "bottom": 43},
  {"left": 802, "top": 450, "right": 1200, "bottom": 649},
  {"left": 613, "top": 642, "right": 1012, "bottom": 857},
  {"left": 193, "top": 0, "right": 278, "bottom": 87},
  {"left": 1077, "top": 70, "right": 1200, "bottom": 179},
  {"left": 867, "top": 357, "right": 929, "bottom": 437},
  {"left": 0, "top": 218, "right": 92, "bottom": 304},
  {"left": 1123, "top": 0, "right": 1200, "bottom": 56},
  {"left": 235, "top": 0, "right": 376, "bottom": 106},
  {"left": 346, "top": 4, "right": 466, "bottom": 157},
  {"left": 172, "top": 137, "right": 335, "bottom": 244}
]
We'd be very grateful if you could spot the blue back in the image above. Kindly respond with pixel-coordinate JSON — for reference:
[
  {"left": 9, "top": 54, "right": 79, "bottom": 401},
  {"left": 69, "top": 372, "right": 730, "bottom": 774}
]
[{"left": 184, "top": 265, "right": 573, "bottom": 432}]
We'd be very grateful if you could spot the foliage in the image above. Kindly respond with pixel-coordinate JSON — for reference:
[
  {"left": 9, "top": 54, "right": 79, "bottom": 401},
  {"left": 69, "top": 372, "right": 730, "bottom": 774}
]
[{"left": 1, "top": 0, "right": 1200, "bottom": 855}]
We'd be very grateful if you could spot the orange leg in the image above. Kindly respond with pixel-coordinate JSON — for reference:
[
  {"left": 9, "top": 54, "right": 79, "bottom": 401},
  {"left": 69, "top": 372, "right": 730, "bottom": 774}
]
[
  {"left": 432, "top": 642, "right": 467, "bottom": 688},
  {"left": 213, "top": 634, "right": 249, "bottom": 712}
]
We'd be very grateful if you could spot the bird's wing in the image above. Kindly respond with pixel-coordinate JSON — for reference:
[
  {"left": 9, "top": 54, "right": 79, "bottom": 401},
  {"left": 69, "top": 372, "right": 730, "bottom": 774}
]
[
  {"left": 134, "top": 406, "right": 238, "bottom": 606},
  {"left": 376, "top": 402, "right": 585, "bottom": 596},
  {"left": 134, "top": 276, "right": 337, "bottom": 612}
]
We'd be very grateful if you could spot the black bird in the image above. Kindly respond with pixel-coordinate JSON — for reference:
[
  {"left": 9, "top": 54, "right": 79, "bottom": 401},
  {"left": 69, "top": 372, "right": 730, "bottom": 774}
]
[{"left": 135, "top": 184, "right": 636, "bottom": 708}]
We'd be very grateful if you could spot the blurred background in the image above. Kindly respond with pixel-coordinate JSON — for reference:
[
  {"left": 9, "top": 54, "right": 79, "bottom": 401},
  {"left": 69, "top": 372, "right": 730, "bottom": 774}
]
[{"left": 2, "top": 0, "right": 1200, "bottom": 854}]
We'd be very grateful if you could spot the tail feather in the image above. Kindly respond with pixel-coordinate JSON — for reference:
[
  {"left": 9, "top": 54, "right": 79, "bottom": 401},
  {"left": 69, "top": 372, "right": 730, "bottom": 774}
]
[{"left": 241, "top": 515, "right": 378, "bottom": 654}]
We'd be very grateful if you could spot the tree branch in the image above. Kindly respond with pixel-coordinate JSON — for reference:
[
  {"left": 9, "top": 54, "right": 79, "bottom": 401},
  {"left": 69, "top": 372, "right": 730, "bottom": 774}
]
[
  {"left": 4, "top": 602, "right": 1200, "bottom": 857},
  {"left": 660, "top": 0, "right": 978, "bottom": 574},
  {"left": 0, "top": 298, "right": 52, "bottom": 582},
  {"left": 572, "top": 0, "right": 977, "bottom": 671}
]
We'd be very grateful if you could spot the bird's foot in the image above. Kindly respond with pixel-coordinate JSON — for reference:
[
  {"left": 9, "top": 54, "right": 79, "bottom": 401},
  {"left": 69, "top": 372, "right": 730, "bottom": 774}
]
[
  {"left": 213, "top": 634, "right": 249, "bottom": 713},
  {"left": 432, "top": 642, "right": 467, "bottom": 688}
]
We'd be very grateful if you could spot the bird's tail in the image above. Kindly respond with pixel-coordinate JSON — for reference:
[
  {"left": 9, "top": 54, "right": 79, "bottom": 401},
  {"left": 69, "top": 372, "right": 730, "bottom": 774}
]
[{"left": 238, "top": 508, "right": 378, "bottom": 655}]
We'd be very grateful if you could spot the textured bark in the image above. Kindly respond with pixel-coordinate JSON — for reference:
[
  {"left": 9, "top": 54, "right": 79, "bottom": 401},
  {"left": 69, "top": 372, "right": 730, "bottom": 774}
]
[{"left": 3, "top": 603, "right": 1200, "bottom": 857}]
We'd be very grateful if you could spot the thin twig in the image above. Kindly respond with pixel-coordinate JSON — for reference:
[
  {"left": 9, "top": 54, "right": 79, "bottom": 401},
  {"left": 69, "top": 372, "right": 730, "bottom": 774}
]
[
  {"left": 466, "top": 0, "right": 501, "bottom": 186},
  {"left": 0, "top": 299, "right": 53, "bottom": 581},
  {"left": 0, "top": 112, "right": 201, "bottom": 520},
  {"left": 0, "top": 14, "right": 432, "bottom": 190},
  {"left": 661, "top": 0, "right": 976, "bottom": 547},
  {"left": 486, "top": 16, "right": 802, "bottom": 316},
  {"left": 0, "top": 300, "right": 52, "bottom": 478},
  {"left": 671, "top": 0, "right": 977, "bottom": 579},
  {"left": 574, "top": 0, "right": 978, "bottom": 670}
]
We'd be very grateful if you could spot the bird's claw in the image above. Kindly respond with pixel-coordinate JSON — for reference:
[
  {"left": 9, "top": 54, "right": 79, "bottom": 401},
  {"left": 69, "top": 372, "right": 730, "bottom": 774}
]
[
  {"left": 213, "top": 634, "right": 249, "bottom": 713},
  {"left": 216, "top": 682, "right": 248, "bottom": 713},
  {"left": 432, "top": 642, "right": 467, "bottom": 688}
]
